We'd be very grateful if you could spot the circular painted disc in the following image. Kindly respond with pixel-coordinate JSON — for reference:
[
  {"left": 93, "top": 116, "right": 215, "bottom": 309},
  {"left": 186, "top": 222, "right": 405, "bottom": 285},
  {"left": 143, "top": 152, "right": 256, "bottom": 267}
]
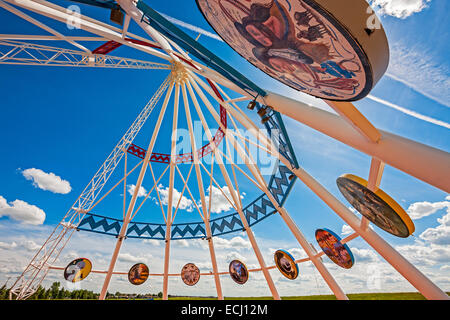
[
  {"left": 336, "top": 174, "right": 415, "bottom": 238},
  {"left": 196, "top": 0, "right": 389, "bottom": 101},
  {"left": 128, "top": 263, "right": 150, "bottom": 285},
  {"left": 229, "top": 259, "right": 249, "bottom": 284},
  {"left": 274, "top": 249, "right": 299, "bottom": 280},
  {"left": 181, "top": 263, "right": 201, "bottom": 286},
  {"left": 315, "top": 228, "right": 354, "bottom": 269},
  {"left": 64, "top": 258, "right": 92, "bottom": 283}
]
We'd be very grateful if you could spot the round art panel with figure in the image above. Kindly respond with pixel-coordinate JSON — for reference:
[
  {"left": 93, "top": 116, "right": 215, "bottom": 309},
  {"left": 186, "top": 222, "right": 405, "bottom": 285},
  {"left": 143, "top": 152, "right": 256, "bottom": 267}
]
[
  {"left": 229, "top": 259, "right": 249, "bottom": 284},
  {"left": 274, "top": 249, "right": 299, "bottom": 279},
  {"left": 196, "top": 0, "right": 389, "bottom": 101},
  {"left": 181, "top": 263, "right": 201, "bottom": 286},
  {"left": 128, "top": 263, "right": 150, "bottom": 285},
  {"left": 315, "top": 228, "right": 354, "bottom": 269},
  {"left": 63, "top": 258, "right": 92, "bottom": 283},
  {"left": 336, "top": 174, "right": 415, "bottom": 238}
]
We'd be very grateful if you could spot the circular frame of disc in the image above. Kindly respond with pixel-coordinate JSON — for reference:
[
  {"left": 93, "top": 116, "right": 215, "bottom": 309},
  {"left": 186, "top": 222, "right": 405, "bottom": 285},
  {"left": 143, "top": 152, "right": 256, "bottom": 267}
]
[
  {"left": 228, "top": 259, "right": 249, "bottom": 285},
  {"left": 315, "top": 228, "right": 355, "bottom": 269},
  {"left": 128, "top": 263, "right": 150, "bottom": 285},
  {"left": 181, "top": 263, "right": 201, "bottom": 286},
  {"left": 336, "top": 173, "right": 415, "bottom": 237},
  {"left": 63, "top": 258, "right": 92, "bottom": 283},
  {"left": 196, "top": 0, "right": 389, "bottom": 101},
  {"left": 274, "top": 249, "right": 299, "bottom": 280}
]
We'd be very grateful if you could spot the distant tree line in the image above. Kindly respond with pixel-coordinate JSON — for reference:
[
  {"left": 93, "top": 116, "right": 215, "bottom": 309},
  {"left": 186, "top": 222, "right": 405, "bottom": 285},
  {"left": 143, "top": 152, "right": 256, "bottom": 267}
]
[{"left": 0, "top": 282, "right": 162, "bottom": 300}]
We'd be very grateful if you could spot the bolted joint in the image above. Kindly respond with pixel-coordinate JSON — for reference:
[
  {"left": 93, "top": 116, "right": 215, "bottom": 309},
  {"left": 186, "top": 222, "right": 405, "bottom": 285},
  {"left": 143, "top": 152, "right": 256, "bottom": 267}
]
[
  {"left": 247, "top": 100, "right": 256, "bottom": 110},
  {"left": 169, "top": 60, "right": 189, "bottom": 85}
]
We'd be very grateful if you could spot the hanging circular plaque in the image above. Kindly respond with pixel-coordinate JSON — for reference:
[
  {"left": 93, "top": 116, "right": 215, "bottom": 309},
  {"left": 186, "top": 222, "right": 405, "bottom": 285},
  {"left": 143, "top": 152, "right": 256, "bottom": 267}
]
[
  {"left": 128, "top": 263, "right": 150, "bottom": 285},
  {"left": 181, "top": 263, "right": 201, "bottom": 286},
  {"left": 196, "top": 0, "right": 389, "bottom": 101},
  {"left": 64, "top": 258, "right": 92, "bottom": 283},
  {"left": 336, "top": 174, "right": 415, "bottom": 237},
  {"left": 274, "top": 249, "right": 299, "bottom": 280},
  {"left": 229, "top": 259, "right": 249, "bottom": 284},
  {"left": 315, "top": 228, "right": 355, "bottom": 269}
]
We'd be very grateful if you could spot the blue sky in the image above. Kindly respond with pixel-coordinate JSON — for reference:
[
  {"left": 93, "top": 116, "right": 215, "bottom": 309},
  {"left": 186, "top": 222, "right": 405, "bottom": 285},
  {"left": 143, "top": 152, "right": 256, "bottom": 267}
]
[{"left": 0, "top": 0, "right": 449, "bottom": 297}]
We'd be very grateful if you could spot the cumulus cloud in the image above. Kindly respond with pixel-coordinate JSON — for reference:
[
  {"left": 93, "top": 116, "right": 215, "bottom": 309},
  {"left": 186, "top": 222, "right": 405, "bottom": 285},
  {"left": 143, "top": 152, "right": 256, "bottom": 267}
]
[
  {"left": 143, "top": 239, "right": 161, "bottom": 246},
  {"left": 0, "top": 195, "right": 45, "bottom": 225},
  {"left": 419, "top": 208, "right": 450, "bottom": 245},
  {"left": 396, "top": 241, "right": 450, "bottom": 266},
  {"left": 222, "top": 251, "right": 247, "bottom": 264},
  {"left": 173, "top": 239, "right": 190, "bottom": 247},
  {"left": 0, "top": 241, "right": 18, "bottom": 250},
  {"left": 118, "top": 252, "right": 149, "bottom": 264},
  {"left": 406, "top": 198, "right": 450, "bottom": 220},
  {"left": 213, "top": 236, "right": 251, "bottom": 250},
  {"left": 351, "top": 247, "right": 380, "bottom": 263},
  {"left": 156, "top": 184, "right": 194, "bottom": 212},
  {"left": 21, "top": 240, "right": 41, "bottom": 251},
  {"left": 126, "top": 184, "right": 148, "bottom": 198},
  {"left": 22, "top": 168, "right": 71, "bottom": 194},
  {"left": 370, "top": 0, "right": 432, "bottom": 19},
  {"left": 341, "top": 224, "right": 354, "bottom": 236},
  {"left": 204, "top": 186, "right": 244, "bottom": 214}
]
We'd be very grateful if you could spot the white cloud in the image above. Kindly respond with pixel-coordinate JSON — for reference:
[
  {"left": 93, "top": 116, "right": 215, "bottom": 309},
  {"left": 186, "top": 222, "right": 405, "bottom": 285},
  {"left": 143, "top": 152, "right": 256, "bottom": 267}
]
[
  {"left": 126, "top": 184, "right": 148, "bottom": 198},
  {"left": 396, "top": 241, "right": 450, "bottom": 266},
  {"left": 0, "top": 195, "right": 46, "bottom": 225},
  {"left": 22, "top": 168, "right": 71, "bottom": 194},
  {"left": 142, "top": 239, "right": 161, "bottom": 246},
  {"left": 212, "top": 236, "right": 251, "bottom": 250},
  {"left": 341, "top": 224, "right": 354, "bottom": 236},
  {"left": 204, "top": 185, "right": 244, "bottom": 214},
  {"left": 173, "top": 239, "right": 190, "bottom": 247},
  {"left": 156, "top": 184, "right": 194, "bottom": 212},
  {"left": 21, "top": 240, "right": 41, "bottom": 251},
  {"left": 407, "top": 199, "right": 449, "bottom": 220},
  {"left": 118, "top": 252, "right": 149, "bottom": 264},
  {"left": 222, "top": 251, "right": 247, "bottom": 264},
  {"left": 419, "top": 209, "right": 450, "bottom": 245},
  {"left": 351, "top": 247, "right": 380, "bottom": 263},
  {"left": 0, "top": 241, "right": 18, "bottom": 249},
  {"left": 370, "top": 0, "right": 431, "bottom": 19}
]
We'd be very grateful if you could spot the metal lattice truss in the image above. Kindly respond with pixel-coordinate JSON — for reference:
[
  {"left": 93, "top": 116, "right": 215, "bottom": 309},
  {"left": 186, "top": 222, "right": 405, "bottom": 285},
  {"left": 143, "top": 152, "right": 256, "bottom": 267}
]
[
  {"left": 0, "top": 39, "right": 171, "bottom": 69},
  {"left": 3, "top": 0, "right": 449, "bottom": 302}
]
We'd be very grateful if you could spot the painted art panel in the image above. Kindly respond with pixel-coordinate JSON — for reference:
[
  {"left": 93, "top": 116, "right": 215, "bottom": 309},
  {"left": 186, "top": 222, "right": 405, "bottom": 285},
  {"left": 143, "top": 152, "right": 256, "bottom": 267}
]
[
  {"left": 128, "top": 263, "right": 150, "bottom": 285},
  {"left": 229, "top": 259, "right": 249, "bottom": 284},
  {"left": 197, "top": 0, "right": 372, "bottom": 100},
  {"left": 274, "top": 249, "right": 299, "bottom": 279},
  {"left": 64, "top": 258, "right": 92, "bottom": 283},
  {"left": 336, "top": 174, "right": 414, "bottom": 238},
  {"left": 181, "top": 263, "right": 201, "bottom": 286},
  {"left": 315, "top": 228, "right": 354, "bottom": 269}
]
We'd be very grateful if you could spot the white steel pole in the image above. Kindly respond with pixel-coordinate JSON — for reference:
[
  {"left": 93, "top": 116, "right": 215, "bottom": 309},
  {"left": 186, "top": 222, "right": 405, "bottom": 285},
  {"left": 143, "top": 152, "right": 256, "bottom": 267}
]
[
  {"left": 193, "top": 78, "right": 348, "bottom": 300},
  {"left": 261, "top": 91, "right": 450, "bottom": 193},
  {"left": 162, "top": 82, "right": 180, "bottom": 300},
  {"left": 186, "top": 77, "right": 281, "bottom": 300},
  {"left": 291, "top": 165, "right": 449, "bottom": 300},
  {"left": 99, "top": 81, "right": 175, "bottom": 300},
  {"left": 181, "top": 82, "right": 224, "bottom": 300},
  {"left": 191, "top": 76, "right": 449, "bottom": 300},
  {"left": 116, "top": 0, "right": 177, "bottom": 60}
]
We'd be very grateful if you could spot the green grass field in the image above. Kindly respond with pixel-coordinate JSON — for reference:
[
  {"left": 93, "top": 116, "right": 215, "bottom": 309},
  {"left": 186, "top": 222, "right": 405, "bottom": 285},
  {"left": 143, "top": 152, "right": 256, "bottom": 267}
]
[{"left": 157, "top": 292, "right": 449, "bottom": 300}]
